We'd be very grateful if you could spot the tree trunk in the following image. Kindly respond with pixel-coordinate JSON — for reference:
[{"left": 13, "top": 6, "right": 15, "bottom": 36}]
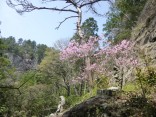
[
  {"left": 74, "top": 85, "right": 79, "bottom": 96},
  {"left": 67, "top": 85, "right": 71, "bottom": 96},
  {"left": 85, "top": 57, "right": 93, "bottom": 89},
  {"left": 76, "top": 7, "right": 83, "bottom": 42},
  {"left": 79, "top": 82, "right": 84, "bottom": 96}
]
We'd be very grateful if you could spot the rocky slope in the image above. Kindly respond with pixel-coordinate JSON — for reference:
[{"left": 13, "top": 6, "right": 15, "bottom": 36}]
[
  {"left": 6, "top": 52, "right": 37, "bottom": 72},
  {"left": 131, "top": 0, "right": 156, "bottom": 65}
]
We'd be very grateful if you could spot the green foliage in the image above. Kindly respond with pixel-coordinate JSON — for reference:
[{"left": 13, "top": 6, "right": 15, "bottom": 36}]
[
  {"left": 81, "top": 17, "right": 98, "bottom": 38},
  {"left": 0, "top": 57, "right": 11, "bottom": 80},
  {"left": 113, "top": 29, "right": 131, "bottom": 44},
  {"left": 19, "top": 71, "right": 38, "bottom": 86},
  {"left": 2, "top": 36, "right": 17, "bottom": 52},
  {"left": 36, "top": 44, "right": 47, "bottom": 63},
  {"left": 0, "top": 38, "right": 13, "bottom": 81},
  {"left": 136, "top": 67, "right": 156, "bottom": 88},
  {"left": 122, "top": 82, "right": 139, "bottom": 92},
  {"left": 1, "top": 37, "right": 47, "bottom": 65},
  {"left": 13, "top": 110, "right": 26, "bottom": 117},
  {"left": 0, "top": 105, "right": 8, "bottom": 116},
  {"left": 71, "top": 17, "right": 98, "bottom": 42},
  {"left": 135, "top": 67, "right": 156, "bottom": 99},
  {"left": 73, "top": 59, "right": 85, "bottom": 74},
  {"left": 103, "top": 0, "right": 147, "bottom": 44},
  {"left": 38, "top": 48, "right": 75, "bottom": 97},
  {"left": 66, "top": 86, "right": 97, "bottom": 108},
  {"left": 145, "top": 67, "right": 156, "bottom": 86},
  {"left": 38, "top": 48, "right": 61, "bottom": 83},
  {"left": 134, "top": 49, "right": 156, "bottom": 97},
  {"left": 21, "top": 84, "right": 57, "bottom": 116},
  {"left": 0, "top": 70, "right": 59, "bottom": 116},
  {"left": 96, "top": 75, "right": 108, "bottom": 89},
  {"left": 0, "top": 37, "right": 48, "bottom": 116},
  {"left": 81, "top": 86, "right": 97, "bottom": 100},
  {"left": 65, "top": 95, "right": 81, "bottom": 108},
  {"left": 135, "top": 67, "right": 147, "bottom": 98}
]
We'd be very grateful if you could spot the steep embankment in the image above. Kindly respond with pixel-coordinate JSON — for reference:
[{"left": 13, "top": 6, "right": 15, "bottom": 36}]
[{"left": 131, "top": 0, "right": 156, "bottom": 65}]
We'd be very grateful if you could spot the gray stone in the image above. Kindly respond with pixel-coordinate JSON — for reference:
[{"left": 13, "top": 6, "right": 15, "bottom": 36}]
[{"left": 131, "top": 0, "right": 156, "bottom": 66}]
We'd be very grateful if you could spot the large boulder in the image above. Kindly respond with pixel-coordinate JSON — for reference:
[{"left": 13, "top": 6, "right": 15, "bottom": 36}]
[{"left": 62, "top": 95, "right": 156, "bottom": 117}]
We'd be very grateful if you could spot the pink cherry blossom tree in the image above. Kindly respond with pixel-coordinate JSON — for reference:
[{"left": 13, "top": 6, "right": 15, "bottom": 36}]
[
  {"left": 60, "top": 37, "right": 138, "bottom": 89},
  {"left": 60, "top": 36, "right": 99, "bottom": 88},
  {"left": 95, "top": 40, "right": 138, "bottom": 89}
]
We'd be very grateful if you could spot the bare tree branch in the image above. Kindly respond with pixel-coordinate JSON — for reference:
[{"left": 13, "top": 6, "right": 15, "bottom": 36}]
[
  {"left": 60, "top": 4, "right": 73, "bottom": 12},
  {"left": 6, "top": 0, "right": 78, "bottom": 14},
  {"left": 34, "top": 6, "right": 78, "bottom": 13},
  {"left": 80, "top": 0, "right": 109, "bottom": 8},
  {"left": 55, "top": 16, "right": 78, "bottom": 29},
  {"left": 58, "top": 3, "right": 73, "bottom": 14},
  {"left": 0, "top": 70, "right": 37, "bottom": 95},
  {"left": 41, "top": 0, "right": 66, "bottom": 3},
  {"left": 89, "top": 4, "right": 105, "bottom": 17},
  {"left": 0, "top": 86, "right": 22, "bottom": 94},
  {"left": 6, "top": 0, "right": 110, "bottom": 42},
  {"left": 0, "top": 86, "right": 19, "bottom": 89}
]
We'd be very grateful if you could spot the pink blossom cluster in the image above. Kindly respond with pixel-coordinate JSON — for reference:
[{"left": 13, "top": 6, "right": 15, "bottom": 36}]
[
  {"left": 95, "top": 40, "right": 138, "bottom": 76},
  {"left": 60, "top": 41, "right": 79, "bottom": 60},
  {"left": 85, "top": 63, "right": 97, "bottom": 71},
  {"left": 95, "top": 40, "right": 132, "bottom": 56},
  {"left": 60, "top": 38, "right": 138, "bottom": 84},
  {"left": 60, "top": 36, "right": 99, "bottom": 61},
  {"left": 70, "top": 73, "right": 88, "bottom": 84}
]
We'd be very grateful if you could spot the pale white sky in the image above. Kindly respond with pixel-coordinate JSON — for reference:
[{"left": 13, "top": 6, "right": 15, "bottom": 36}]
[{"left": 0, "top": 0, "right": 110, "bottom": 47}]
